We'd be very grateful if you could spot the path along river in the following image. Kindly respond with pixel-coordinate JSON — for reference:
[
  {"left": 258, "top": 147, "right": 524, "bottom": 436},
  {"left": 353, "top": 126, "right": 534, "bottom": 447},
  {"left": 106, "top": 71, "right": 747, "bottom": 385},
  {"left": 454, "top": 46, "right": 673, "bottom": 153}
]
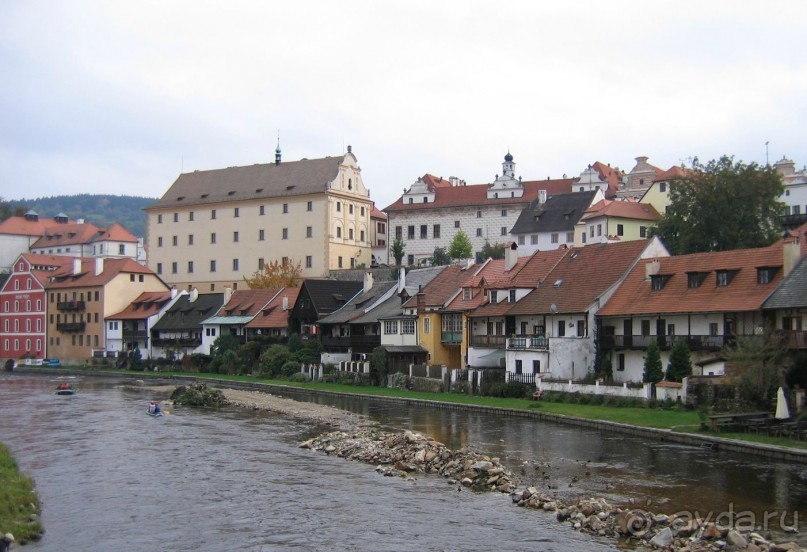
[{"left": 1, "top": 374, "right": 806, "bottom": 551}]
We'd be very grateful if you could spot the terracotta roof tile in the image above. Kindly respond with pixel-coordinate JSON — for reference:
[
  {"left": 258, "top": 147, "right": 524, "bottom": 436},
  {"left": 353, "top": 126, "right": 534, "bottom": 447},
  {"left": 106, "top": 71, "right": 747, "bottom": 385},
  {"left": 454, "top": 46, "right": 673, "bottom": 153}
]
[
  {"left": 580, "top": 199, "right": 661, "bottom": 222},
  {"left": 0, "top": 215, "right": 76, "bottom": 237},
  {"left": 46, "top": 258, "right": 155, "bottom": 289},
  {"left": 109, "top": 291, "right": 173, "bottom": 319},
  {"left": 246, "top": 287, "right": 301, "bottom": 329}
]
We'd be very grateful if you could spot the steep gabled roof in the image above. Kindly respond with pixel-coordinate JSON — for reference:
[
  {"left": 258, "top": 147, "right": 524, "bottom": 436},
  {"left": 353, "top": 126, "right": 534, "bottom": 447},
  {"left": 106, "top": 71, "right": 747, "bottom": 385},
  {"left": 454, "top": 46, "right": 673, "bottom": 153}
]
[
  {"left": 508, "top": 240, "right": 655, "bottom": 316},
  {"left": 580, "top": 199, "right": 661, "bottom": 222},
  {"left": 108, "top": 291, "right": 173, "bottom": 320},
  {"left": 146, "top": 155, "right": 348, "bottom": 210},
  {"left": 46, "top": 258, "right": 156, "bottom": 289},
  {"left": 762, "top": 252, "right": 807, "bottom": 310},
  {"left": 384, "top": 178, "right": 574, "bottom": 212},
  {"left": 598, "top": 244, "right": 787, "bottom": 317},
  {"left": 317, "top": 281, "right": 397, "bottom": 324},
  {"left": 402, "top": 264, "right": 481, "bottom": 309},
  {"left": 592, "top": 161, "right": 623, "bottom": 197},
  {"left": 30, "top": 222, "right": 104, "bottom": 249},
  {"left": 296, "top": 279, "right": 364, "bottom": 316},
  {"left": 151, "top": 293, "right": 225, "bottom": 332},
  {"left": 92, "top": 223, "right": 138, "bottom": 243},
  {"left": 245, "top": 287, "right": 301, "bottom": 329},
  {"left": 0, "top": 215, "right": 75, "bottom": 238},
  {"left": 653, "top": 165, "right": 688, "bottom": 182},
  {"left": 510, "top": 191, "right": 598, "bottom": 235}
]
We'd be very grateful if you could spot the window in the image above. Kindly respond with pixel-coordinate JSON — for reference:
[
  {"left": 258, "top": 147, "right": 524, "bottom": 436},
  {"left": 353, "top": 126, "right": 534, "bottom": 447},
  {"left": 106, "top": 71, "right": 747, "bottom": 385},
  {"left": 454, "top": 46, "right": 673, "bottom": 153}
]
[
  {"left": 234, "top": 231, "right": 239, "bottom": 242},
  {"left": 171, "top": 262, "right": 178, "bottom": 274},
  {"left": 282, "top": 203, "right": 288, "bottom": 214},
  {"left": 210, "top": 260, "right": 217, "bottom": 272},
  {"left": 259, "top": 205, "right": 265, "bottom": 215},
  {"left": 501, "top": 209, "right": 507, "bottom": 217},
  {"left": 172, "top": 235, "right": 178, "bottom": 246},
  {"left": 566, "top": 231, "right": 574, "bottom": 243},
  {"left": 590, "top": 226, "right": 595, "bottom": 238},
  {"left": 258, "top": 229, "right": 265, "bottom": 241},
  {"left": 454, "top": 220, "right": 460, "bottom": 228},
  {"left": 338, "top": 256, "right": 343, "bottom": 268},
  {"left": 234, "top": 207, "right": 240, "bottom": 217},
  {"left": 617, "top": 354, "right": 625, "bottom": 372},
  {"left": 530, "top": 235, "right": 538, "bottom": 245},
  {"left": 156, "top": 263, "right": 163, "bottom": 274},
  {"left": 433, "top": 224, "right": 440, "bottom": 239},
  {"left": 407, "top": 254, "right": 414, "bottom": 266},
  {"left": 577, "top": 320, "right": 586, "bottom": 337},
  {"left": 408, "top": 197, "right": 413, "bottom": 204},
  {"left": 211, "top": 209, "right": 217, "bottom": 219},
  {"left": 348, "top": 228, "right": 354, "bottom": 240},
  {"left": 639, "top": 226, "right": 647, "bottom": 238},
  {"left": 509, "top": 290, "right": 516, "bottom": 302},
  {"left": 423, "top": 197, "right": 428, "bottom": 203},
  {"left": 157, "top": 237, "right": 163, "bottom": 247},
  {"left": 211, "top": 232, "right": 216, "bottom": 244},
  {"left": 233, "top": 259, "right": 239, "bottom": 271},
  {"left": 515, "top": 360, "right": 522, "bottom": 374},
  {"left": 281, "top": 257, "right": 289, "bottom": 266},
  {"left": 501, "top": 227, "right": 507, "bottom": 236},
  {"left": 189, "top": 211, "right": 194, "bottom": 221},
  {"left": 173, "top": 212, "right": 179, "bottom": 222},
  {"left": 360, "top": 206, "right": 365, "bottom": 216},
  {"left": 188, "top": 261, "right": 194, "bottom": 273},
  {"left": 350, "top": 257, "right": 355, "bottom": 268},
  {"left": 420, "top": 225, "right": 427, "bottom": 239},
  {"left": 463, "top": 288, "right": 473, "bottom": 300},
  {"left": 307, "top": 201, "right": 313, "bottom": 211},
  {"left": 258, "top": 258, "right": 265, "bottom": 270},
  {"left": 336, "top": 226, "right": 342, "bottom": 238},
  {"left": 395, "top": 226, "right": 402, "bottom": 239},
  {"left": 551, "top": 233, "right": 558, "bottom": 244},
  {"left": 518, "top": 235, "right": 525, "bottom": 245},
  {"left": 709, "top": 323, "right": 719, "bottom": 336},
  {"left": 597, "top": 224, "right": 602, "bottom": 236},
  {"left": 360, "top": 230, "right": 365, "bottom": 242},
  {"left": 651, "top": 275, "right": 670, "bottom": 290},
  {"left": 349, "top": 204, "right": 353, "bottom": 215},
  {"left": 476, "top": 228, "right": 482, "bottom": 237},
  {"left": 688, "top": 272, "right": 707, "bottom": 288},
  {"left": 305, "top": 256, "right": 312, "bottom": 268},
  {"left": 757, "top": 267, "right": 778, "bottom": 284},
  {"left": 659, "top": 182, "right": 666, "bottom": 193},
  {"left": 188, "top": 234, "right": 194, "bottom": 245},
  {"left": 476, "top": 210, "right": 482, "bottom": 218},
  {"left": 716, "top": 270, "right": 737, "bottom": 287},
  {"left": 384, "top": 320, "right": 398, "bottom": 334},
  {"left": 306, "top": 226, "right": 312, "bottom": 238},
  {"left": 282, "top": 228, "right": 288, "bottom": 239},
  {"left": 423, "top": 318, "right": 430, "bottom": 334},
  {"left": 616, "top": 224, "right": 624, "bottom": 236},
  {"left": 532, "top": 359, "right": 540, "bottom": 373},
  {"left": 557, "top": 320, "right": 566, "bottom": 337},
  {"left": 336, "top": 202, "right": 341, "bottom": 212},
  {"left": 118, "top": 244, "right": 125, "bottom": 255},
  {"left": 157, "top": 214, "right": 163, "bottom": 224},
  {"left": 641, "top": 320, "right": 651, "bottom": 336}
]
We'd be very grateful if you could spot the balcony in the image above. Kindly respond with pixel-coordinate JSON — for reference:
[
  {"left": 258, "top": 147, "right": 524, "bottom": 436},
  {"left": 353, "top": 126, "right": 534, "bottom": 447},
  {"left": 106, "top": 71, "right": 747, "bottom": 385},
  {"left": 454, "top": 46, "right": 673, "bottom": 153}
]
[
  {"left": 600, "top": 334, "right": 726, "bottom": 352},
  {"left": 152, "top": 336, "right": 202, "bottom": 347},
  {"left": 321, "top": 335, "right": 381, "bottom": 354},
  {"left": 776, "top": 330, "right": 807, "bottom": 349},
  {"left": 57, "top": 322, "right": 86, "bottom": 332},
  {"left": 506, "top": 335, "right": 548, "bottom": 350},
  {"left": 122, "top": 329, "right": 148, "bottom": 340},
  {"left": 441, "top": 331, "right": 462, "bottom": 345},
  {"left": 57, "top": 300, "right": 85, "bottom": 311},
  {"left": 470, "top": 334, "right": 507, "bottom": 348}
]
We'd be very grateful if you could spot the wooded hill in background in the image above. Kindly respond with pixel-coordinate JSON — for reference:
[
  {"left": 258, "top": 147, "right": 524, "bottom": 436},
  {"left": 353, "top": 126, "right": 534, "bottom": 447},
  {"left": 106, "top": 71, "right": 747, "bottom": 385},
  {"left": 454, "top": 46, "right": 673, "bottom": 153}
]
[{"left": 6, "top": 194, "right": 156, "bottom": 238}]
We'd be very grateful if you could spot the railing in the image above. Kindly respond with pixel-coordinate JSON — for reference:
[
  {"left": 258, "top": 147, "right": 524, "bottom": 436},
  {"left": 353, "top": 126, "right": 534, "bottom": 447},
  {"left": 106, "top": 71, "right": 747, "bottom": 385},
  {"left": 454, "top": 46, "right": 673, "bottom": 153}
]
[
  {"left": 57, "top": 300, "right": 85, "bottom": 311},
  {"left": 56, "top": 322, "right": 86, "bottom": 332},
  {"left": 122, "top": 330, "right": 148, "bottom": 340},
  {"left": 350, "top": 335, "right": 381, "bottom": 354},
  {"left": 506, "top": 335, "right": 548, "bottom": 350},
  {"left": 152, "top": 337, "right": 202, "bottom": 347},
  {"left": 469, "top": 334, "right": 507, "bottom": 348},
  {"left": 506, "top": 372, "right": 537, "bottom": 385},
  {"left": 780, "top": 330, "right": 807, "bottom": 349},
  {"left": 441, "top": 331, "right": 462, "bottom": 344},
  {"left": 600, "top": 334, "right": 726, "bottom": 351}
]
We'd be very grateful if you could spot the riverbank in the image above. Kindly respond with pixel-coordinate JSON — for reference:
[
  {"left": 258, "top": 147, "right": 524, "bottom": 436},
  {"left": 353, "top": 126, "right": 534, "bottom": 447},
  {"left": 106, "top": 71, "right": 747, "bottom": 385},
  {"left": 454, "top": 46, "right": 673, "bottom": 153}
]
[{"left": 0, "top": 443, "right": 42, "bottom": 544}]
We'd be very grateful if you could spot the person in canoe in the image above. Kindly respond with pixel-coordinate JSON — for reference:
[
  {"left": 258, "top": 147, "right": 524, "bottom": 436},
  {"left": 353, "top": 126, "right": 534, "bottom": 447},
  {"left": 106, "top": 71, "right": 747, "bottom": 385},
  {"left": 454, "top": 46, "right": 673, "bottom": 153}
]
[
  {"left": 148, "top": 401, "right": 162, "bottom": 415},
  {"left": 57, "top": 382, "right": 73, "bottom": 392}
]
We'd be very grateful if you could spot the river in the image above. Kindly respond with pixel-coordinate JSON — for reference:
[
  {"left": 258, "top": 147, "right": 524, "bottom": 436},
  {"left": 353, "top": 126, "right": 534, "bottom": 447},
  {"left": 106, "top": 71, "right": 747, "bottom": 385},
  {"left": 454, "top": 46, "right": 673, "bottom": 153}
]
[{"left": 0, "top": 374, "right": 612, "bottom": 551}]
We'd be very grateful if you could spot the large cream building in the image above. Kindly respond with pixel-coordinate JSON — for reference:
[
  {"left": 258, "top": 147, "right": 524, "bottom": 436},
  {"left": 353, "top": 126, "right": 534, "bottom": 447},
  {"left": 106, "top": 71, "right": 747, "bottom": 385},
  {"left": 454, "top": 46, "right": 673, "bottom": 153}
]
[{"left": 145, "top": 146, "right": 373, "bottom": 291}]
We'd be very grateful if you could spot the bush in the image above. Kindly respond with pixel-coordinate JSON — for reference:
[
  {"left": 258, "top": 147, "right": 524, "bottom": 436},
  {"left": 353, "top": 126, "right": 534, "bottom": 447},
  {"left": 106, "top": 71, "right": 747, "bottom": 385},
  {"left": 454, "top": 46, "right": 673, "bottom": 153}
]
[
  {"left": 481, "top": 381, "right": 531, "bottom": 398},
  {"left": 280, "top": 360, "right": 299, "bottom": 378},
  {"left": 259, "top": 345, "right": 291, "bottom": 377},
  {"left": 288, "top": 372, "right": 309, "bottom": 383}
]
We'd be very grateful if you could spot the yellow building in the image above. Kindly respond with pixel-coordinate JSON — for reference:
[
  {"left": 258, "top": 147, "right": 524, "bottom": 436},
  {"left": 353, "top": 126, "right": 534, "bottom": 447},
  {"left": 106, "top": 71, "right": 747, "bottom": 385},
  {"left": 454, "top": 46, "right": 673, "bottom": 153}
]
[{"left": 144, "top": 146, "right": 373, "bottom": 291}]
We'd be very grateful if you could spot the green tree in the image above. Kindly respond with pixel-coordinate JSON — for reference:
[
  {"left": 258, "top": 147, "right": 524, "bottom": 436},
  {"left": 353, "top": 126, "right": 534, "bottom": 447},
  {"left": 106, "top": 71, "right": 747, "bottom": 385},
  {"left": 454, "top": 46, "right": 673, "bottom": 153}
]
[
  {"left": 370, "top": 346, "right": 388, "bottom": 386},
  {"left": 643, "top": 340, "right": 664, "bottom": 384},
  {"left": 432, "top": 247, "right": 451, "bottom": 266},
  {"left": 724, "top": 333, "right": 787, "bottom": 410},
  {"left": 480, "top": 241, "right": 506, "bottom": 260},
  {"left": 665, "top": 339, "right": 692, "bottom": 382},
  {"left": 208, "top": 334, "right": 240, "bottom": 374},
  {"left": 391, "top": 236, "right": 406, "bottom": 266},
  {"left": 448, "top": 229, "right": 473, "bottom": 261},
  {"left": 651, "top": 156, "right": 785, "bottom": 255}
]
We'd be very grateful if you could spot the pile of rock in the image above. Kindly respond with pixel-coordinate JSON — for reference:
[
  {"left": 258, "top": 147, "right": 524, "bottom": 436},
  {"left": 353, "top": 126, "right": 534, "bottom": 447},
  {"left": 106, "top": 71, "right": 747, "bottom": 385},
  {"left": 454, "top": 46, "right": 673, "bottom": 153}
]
[
  {"left": 511, "top": 487, "right": 804, "bottom": 551},
  {"left": 299, "top": 429, "right": 517, "bottom": 492}
]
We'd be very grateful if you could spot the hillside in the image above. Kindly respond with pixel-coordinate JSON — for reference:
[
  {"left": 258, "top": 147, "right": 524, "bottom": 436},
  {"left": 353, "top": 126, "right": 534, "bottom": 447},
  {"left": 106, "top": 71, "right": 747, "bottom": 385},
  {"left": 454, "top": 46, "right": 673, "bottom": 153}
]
[{"left": 6, "top": 194, "right": 156, "bottom": 238}]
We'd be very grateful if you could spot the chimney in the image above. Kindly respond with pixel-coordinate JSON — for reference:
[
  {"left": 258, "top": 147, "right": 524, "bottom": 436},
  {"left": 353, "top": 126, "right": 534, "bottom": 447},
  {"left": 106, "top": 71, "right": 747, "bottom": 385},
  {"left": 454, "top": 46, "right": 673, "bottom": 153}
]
[
  {"left": 645, "top": 258, "right": 660, "bottom": 279},
  {"left": 364, "top": 270, "right": 374, "bottom": 294},
  {"left": 224, "top": 286, "right": 233, "bottom": 305},
  {"left": 282, "top": 296, "right": 289, "bottom": 310},
  {"left": 95, "top": 257, "right": 104, "bottom": 276},
  {"left": 170, "top": 286, "right": 177, "bottom": 299},
  {"left": 783, "top": 234, "right": 801, "bottom": 276},
  {"left": 416, "top": 285, "right": 425, "bottom": 314},
  {"left": 505, "top": 242, "right": 518, "bottom": 271},
  {"left": 539, "top": 189, "right": 547, "bottom": 204},
  {"left": 73, "top": 258, "right": 81, "bottom": 275},
  {"left": 397, "top": 267, "right": 406, "bottom": 293}
]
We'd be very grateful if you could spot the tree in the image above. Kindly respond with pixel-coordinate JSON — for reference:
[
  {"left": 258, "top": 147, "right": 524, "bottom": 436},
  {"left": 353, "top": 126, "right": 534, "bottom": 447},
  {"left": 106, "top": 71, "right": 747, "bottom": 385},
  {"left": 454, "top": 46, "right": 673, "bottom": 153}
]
[
  {"left": 244, "top": 259, "right": 302, "bottom": 288},
  {"left": 480, "top": 241, "right": 506, "bottom": 260},
  {"left": 432, "top": 247, "right": 451, "bottom": 266},
  {"left": 651, "top": 156, "right": 785, "bottom": 255},
  {"left": 665, "top": 339, "right": 692, "bottom": 382},
  {"left": 643, "top": 340, "right": 664, "bottom": 384},
  {"left": 724, "top": 333, "right": 787, "bottom": 410},
  {"left": 391, "top": 237, "right": 406, "bottom": 266},
  {"left": 448, "top": 230, "right": 473, "bottom": 261}
]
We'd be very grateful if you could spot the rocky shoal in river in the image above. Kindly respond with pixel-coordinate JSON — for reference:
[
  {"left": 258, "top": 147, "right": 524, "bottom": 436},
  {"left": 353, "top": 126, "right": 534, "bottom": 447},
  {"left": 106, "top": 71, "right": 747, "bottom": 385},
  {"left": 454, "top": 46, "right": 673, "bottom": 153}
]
[{"left": 300, "top": 428, "right": 805, "bottom": 552}]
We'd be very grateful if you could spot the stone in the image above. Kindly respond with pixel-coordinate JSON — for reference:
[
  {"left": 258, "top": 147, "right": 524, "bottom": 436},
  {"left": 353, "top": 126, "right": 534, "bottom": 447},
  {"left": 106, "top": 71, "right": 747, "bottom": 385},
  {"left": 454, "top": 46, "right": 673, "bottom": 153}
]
[
  {"left": 726, "top": 529, "right": 748, "bottom": 549},
  {"left": 701, "top": 524, "right": 719, "bottom": 540},
  {"left": 649, "top": 527, "right": 673, "bottom": 548},
  {"left": 768, "top": 543, "right": 800, "bottom": 552},
  {"left": 460, "top": 477, "right": 473, "bottom": 487},
  {"left": 471, "top": 460, "right": 493, "bottom": 472},
  {"left": 414, "top": 449, "right": 426, "bottom": 463}
]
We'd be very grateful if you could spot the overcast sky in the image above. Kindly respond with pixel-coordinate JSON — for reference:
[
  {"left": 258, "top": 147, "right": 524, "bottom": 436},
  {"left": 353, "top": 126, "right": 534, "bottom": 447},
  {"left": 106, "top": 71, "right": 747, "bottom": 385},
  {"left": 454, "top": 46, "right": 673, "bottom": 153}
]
[{"left": 2, "top": 1, "right": 806, "bottom": 210}]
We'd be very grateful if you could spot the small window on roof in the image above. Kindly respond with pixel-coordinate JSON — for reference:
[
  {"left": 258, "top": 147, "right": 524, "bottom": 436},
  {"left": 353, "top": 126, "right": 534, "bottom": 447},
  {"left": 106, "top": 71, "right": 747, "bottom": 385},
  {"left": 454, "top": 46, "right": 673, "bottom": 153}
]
[
  {"left": 286, "top": 185, "right": 295, "bottom": 190},
  {"left": 651, "top": 274, "right": 671, "bottom": 291},
  {"left": 255, "top": 188, "right": 263, "bottom": 193},
  {"left": 201, "top": 194, "right": 209, "bottom": 198},
  {"left": 177, "top": 196, "right": 185, "bottom": 201}
]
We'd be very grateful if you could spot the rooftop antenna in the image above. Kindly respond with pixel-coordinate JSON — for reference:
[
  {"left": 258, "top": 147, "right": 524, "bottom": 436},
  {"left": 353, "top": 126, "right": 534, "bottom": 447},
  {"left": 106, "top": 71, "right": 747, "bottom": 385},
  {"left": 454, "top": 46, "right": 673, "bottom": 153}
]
[{"left": 765, "top": 141, "right": 770, "bottom": 166}]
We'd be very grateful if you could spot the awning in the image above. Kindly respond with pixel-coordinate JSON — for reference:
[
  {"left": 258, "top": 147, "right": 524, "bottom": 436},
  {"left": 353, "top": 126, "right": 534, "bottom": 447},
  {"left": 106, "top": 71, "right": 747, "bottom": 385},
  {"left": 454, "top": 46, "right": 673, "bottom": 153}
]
[
  {"left": 478, "top": 349, "right": 505, "bottom": 361},
  {"left": 380, "top": 345, "right": 429, "bottom": 354}
]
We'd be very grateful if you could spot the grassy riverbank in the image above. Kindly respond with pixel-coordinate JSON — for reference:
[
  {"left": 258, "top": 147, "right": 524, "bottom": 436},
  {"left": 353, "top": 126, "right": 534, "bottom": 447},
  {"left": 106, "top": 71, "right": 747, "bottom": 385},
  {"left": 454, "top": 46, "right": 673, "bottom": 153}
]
[{"left": 0, "top": 443, "right": 42, "bottom": 543}]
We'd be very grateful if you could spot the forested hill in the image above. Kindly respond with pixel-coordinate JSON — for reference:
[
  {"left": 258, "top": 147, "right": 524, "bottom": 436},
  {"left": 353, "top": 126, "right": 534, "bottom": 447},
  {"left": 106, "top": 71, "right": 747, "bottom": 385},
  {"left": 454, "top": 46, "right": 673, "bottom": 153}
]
[{"left": 7, "top": 194, "right": 157, "bottom": 238}]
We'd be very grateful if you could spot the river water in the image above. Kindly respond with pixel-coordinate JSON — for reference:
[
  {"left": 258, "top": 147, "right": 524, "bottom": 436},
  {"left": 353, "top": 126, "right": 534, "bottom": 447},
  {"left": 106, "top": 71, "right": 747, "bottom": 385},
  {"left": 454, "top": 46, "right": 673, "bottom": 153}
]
[{"left": 1, "top": 374, "right": 805, "bottom": 551}]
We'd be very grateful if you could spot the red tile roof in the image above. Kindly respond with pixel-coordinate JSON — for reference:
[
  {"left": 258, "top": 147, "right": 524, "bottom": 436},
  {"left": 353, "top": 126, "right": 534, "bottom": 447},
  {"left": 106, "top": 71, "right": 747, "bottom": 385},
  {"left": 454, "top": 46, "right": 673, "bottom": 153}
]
[
  {"left": 215, "top": 289, "right": 285, "bottom": 317},
  {"left": 422, "top": 174, "right": 454, "bottom": 189},
  {"left": 507, "top": 240, "right": 654, "bottom": 316},
  {"left": 370, "top": 205, "right": 388, "bottom": 220},
  {"left": 0, "top": 216, "right": 75, "bottom": 238},
  {"left": 30, "top": 221, "right": 138, "bottom": 249},
  {"left": 109, "top": 291, "right": 173, "bottom": 319},
  {"left": 653, "top": 165, "right": 688, "bottom": 182},
  {"left": 580, "top": 199, "right": 661, "bottom": 222},
  {"left": 402, "top": 264, "right": 480, "bottom": 309},
  {"left": 597, "top": 243, "right": 788, "bottom": 317},
  {"left": 97, "top": 223, "right": 138, "bottom": 243},
  {"left": 246, "top": 287, "right": 301, "bottom": 329},
  {"left": 383, "top": 178, "right": 574, "bottom": 212},
  {"left": 46, "top": 258, "right": 155, "bottom": 289},
  {"left": 591, "top": 162, "right": 623, "bottom": 197}
]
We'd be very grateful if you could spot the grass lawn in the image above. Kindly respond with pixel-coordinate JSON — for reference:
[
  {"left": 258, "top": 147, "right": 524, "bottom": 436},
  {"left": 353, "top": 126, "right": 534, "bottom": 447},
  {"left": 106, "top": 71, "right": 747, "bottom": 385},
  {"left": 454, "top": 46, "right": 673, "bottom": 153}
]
[{"left": 0, "top": 443, "right": 42, "bottom": 543}]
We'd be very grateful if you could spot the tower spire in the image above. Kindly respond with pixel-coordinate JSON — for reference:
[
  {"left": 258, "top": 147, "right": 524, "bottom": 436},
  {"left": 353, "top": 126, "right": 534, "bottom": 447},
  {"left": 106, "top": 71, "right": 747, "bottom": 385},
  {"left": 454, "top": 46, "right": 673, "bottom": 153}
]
[{"left": 275, "top": 131, "right": 281, "bottom": 165}]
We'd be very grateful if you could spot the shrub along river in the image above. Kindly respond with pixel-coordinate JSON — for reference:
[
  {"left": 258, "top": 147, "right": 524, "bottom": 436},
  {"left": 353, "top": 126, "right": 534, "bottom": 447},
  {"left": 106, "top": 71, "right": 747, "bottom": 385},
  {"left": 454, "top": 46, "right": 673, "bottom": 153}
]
[{"left": 1, "top": 374, "right": 805, "bottom": 551}]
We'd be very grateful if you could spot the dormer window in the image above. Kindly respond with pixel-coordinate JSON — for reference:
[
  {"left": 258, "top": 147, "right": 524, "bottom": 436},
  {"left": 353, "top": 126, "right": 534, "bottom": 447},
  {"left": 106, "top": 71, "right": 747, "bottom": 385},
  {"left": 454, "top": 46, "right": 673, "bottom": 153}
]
[
  {"left": 651, "top": 274, "right": 671, "bottom": 291},
  {"left": 757, "top": 266, "right": 779, "bottom": 284},
  {"left": 716, "top": 270, "right": 738, "bottom": 287},
  {"left": 463, "top": 288, "right": 473, "bottom": 300},
  {"left": 408, "top": 197, "right": 413, "bottom": 204},
  {"left": 489, "top": 290, "right": 498, "bottom": 303},
  {"left": 687, "top": 272, "right": 708, "bottom": 289},
  {"left": 509, "top": 290, "right": 516, "bottom": 302},
  {"left": 423, "top": 197, "right": 428, "bottom": 203}
]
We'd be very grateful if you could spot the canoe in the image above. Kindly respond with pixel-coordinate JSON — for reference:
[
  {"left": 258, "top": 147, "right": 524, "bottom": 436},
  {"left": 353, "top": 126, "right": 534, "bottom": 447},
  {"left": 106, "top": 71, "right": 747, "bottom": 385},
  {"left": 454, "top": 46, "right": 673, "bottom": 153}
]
[
  {"left": 56, "top": 387, "right": 76, "bottom": 395},
  {"left": 146, "top": 410, "right": 163, "bottom": 417}
]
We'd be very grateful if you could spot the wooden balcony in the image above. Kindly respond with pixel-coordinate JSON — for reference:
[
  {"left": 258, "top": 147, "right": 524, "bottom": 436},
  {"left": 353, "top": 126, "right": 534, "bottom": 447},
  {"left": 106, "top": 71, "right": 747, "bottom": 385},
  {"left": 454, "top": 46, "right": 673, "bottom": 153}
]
[
  {"left": 57, "top": 322, "right": 86, "bottom": 332},
  {"left": 152, "top": 336, "right": 202, "bottom": 347},
  {"left": 57, "top": 300, "right": 85, "bottom": 311},
  {"left": 469, "top": 334, "right": 507, "bottom": 348},
  {"left": 600, "top": 334, "right": 726, "bottom": 351},
  {"left": 322, "top": 335, "right": 380, "bottom": 354}
]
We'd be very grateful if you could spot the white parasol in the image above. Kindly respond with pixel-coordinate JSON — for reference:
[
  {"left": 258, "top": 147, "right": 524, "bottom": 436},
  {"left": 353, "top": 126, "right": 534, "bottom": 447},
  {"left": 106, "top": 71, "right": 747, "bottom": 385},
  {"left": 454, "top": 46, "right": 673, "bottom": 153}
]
[{"left": 774, "top": 387, "right": 791, "bottom": 420}]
